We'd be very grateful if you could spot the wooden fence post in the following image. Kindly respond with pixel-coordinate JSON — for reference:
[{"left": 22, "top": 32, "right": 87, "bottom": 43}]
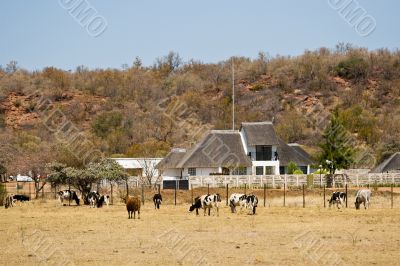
[
  {"left": 302, "top": 184, "right": 305, "bottom": 208},
  {"left": 141, "top": 184, "right": 145, "bottom": 205},
  {"left": 174, "top": 181, "right": 177, "bottom": 206},
  {"left": 263, "top": 183, "right": 266, "bottom": 207},
  {"left": 391, "top": 184, "right": 394, "bottom": 209},
  {"left": 191, "top": 184, "right": 193, "bottom": 204},
  {"left": 226, "top": 184, "right": 229, "bottom": 206},
  {"left": 345, "top": 184, "right": 348, "bottom": 208},
  {"left": 244, "top": 183, "right": 247, "bottom": 195},
  {"left": 283, "top": 183, "right": 286, "bottom": 207},
  {"left": 323, "top": 185, "right": 326, "bottom": 208},
  {"left": 110, "top": 182, "right": 114, "bottom": 205}
]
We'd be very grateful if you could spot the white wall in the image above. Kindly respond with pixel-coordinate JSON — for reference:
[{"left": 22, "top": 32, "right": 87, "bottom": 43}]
[{"left": 112, "top": 158, "right": 163, "bottom": 177}]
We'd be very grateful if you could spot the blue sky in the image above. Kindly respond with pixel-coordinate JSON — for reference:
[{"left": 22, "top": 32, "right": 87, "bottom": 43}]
[{"left": 1, "top": 0, "right": 399, "bottom": 70}]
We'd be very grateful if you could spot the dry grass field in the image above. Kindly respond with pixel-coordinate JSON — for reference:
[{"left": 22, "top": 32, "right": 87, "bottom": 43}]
[{"left": 1, "top": 189, "right": 400, "bottom": 266}]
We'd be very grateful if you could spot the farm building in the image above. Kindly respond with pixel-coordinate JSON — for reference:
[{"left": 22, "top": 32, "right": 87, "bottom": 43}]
[
  {"left": 370, "top": 152, "right": 400, "bottom": 173},
  {"left": 112, "top": 158, "right": 163, "bottom": 181},
  {"left": 157, "top": 121, "right": 313, "bottom": 181}
]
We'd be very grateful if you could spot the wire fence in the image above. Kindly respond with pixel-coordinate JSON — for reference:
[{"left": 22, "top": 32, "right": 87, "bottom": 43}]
[{"left": 2, "top": 181, "right": 398, "bottom": 210}]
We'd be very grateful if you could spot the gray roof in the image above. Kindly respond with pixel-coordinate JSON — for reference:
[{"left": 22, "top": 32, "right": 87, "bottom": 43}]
[
  {"left": 176, "top": 130, "right": 252, "bottom": 168},
  {"left": 278, "top": 139, "right": 314, "bottom": 166},
  {"left": 156, "top": 148, "right": 186, "bottom": 169},
  {"left": 241, "top": 121, "right": 279, "bottom": 146},
  {"left": 288, "top": 143, "right": 313, "bottom": 162},
  {"left": 370, "top": 152, "right": 400, "bottom": 173}
]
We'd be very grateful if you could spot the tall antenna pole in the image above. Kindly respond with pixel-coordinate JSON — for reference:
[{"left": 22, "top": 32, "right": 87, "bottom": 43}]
[{"left": 232, "top": 59, "right": 235, "bottom": 130}]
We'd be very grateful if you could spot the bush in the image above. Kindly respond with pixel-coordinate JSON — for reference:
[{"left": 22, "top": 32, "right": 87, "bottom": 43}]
[
  {"left": 249, "top": 83, "right": 265, "bottom": 91},
  {"left": 293, "top": 169, "right": 304, "bottom": 175},
  {"left": 336, "top": 56, "right": 368, "bottom": 80},
  {"left": 0, "top": 183, "right": 6, "bottom": 206}
]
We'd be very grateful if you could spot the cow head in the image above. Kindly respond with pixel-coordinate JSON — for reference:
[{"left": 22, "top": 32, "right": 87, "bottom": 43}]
[{"left": 354, "top": 197, "right": 361, "bottom": 210}]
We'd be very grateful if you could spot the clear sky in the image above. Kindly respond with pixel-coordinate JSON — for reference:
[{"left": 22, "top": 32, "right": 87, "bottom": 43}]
[{"left": 1, "top": 0, "right": 399, "bottom": 71}]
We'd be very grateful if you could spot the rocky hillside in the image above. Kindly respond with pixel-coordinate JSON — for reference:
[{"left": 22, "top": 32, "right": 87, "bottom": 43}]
[{"left": 1, "top": 45, "right": 400, "bottom": 173}]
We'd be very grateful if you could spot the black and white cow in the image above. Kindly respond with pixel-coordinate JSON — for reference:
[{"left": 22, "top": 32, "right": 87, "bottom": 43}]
[
  {"left": 88, "top": 191, "right": 100, "bottom": 208},
  {"left": 88, "top": 191, "right": 109, "bottom": 208},
  {"left": 355, "top": 189, "right": 371, "bottom": 210},
  {"left": 189, "top": 194, "right": 221, "bottom": 216},
  {"left": 328, "top": 191, "right": 347, "bottom": 209},
  {"left": 153, "top": 193, "right": 162, "bottom": 209},
  {"left": 229, "top": 193, "right": 247, "bottom": 213},
  {"left": 229, "top": 193, "right": 258, "bottom": 215},
  {"left": 58, "top": 190, "right": 80, "bottom": 206},
  {"left": 13, "top": 194, "right": 30, "bottom": 202},
  {"left": 246, "top": 194, "right": 258, "bottom": 215}
]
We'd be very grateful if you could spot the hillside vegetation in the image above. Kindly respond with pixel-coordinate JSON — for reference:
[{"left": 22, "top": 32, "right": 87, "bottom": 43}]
[{"left": 1, "top": 43, "right": 400, "bottom": 174}]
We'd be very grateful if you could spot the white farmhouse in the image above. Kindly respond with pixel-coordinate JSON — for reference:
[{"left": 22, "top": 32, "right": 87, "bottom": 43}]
[{"left": 157, "top": 121, "right": 313, "bottom": 180}]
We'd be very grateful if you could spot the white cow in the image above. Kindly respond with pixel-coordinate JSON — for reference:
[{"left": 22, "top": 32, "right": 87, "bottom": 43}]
[{"left": 355, "top": 189, "right": 371, "bottom": 210}]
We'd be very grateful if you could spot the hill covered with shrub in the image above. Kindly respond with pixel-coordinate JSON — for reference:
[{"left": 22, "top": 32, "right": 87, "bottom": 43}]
[{"left": 1, "top": 43, "right": 400, "bottom": 174}]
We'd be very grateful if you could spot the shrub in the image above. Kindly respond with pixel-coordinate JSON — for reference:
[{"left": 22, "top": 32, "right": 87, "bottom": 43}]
[
  {"left": 336, "top": 56, "right": 368, "bottom": 80},
  {"left": 0, "top": 183, "right": 6, "bottom": 206},
  {"left": 249, "top": 83, "right": 265, "bottom": 91},
  {"left": 293, "top": 169, "right": 304, "bottom": 175}
]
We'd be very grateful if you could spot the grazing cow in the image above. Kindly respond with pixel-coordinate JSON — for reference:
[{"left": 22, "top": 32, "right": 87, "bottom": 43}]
[
  {"left": 4, "top": 195, "right": 15, "bottom": 209},
  {"left": 246, "top": 194, "right": 258, "bottom": 215},
  {"left": 88, "top": 191, "right": 100, "bottom": 208},
  {"left": 355, "top": 189, "right": 371, "bottom": 210},
  {"left": 126, "top": 196, "right": 141, "bottom": 219},
  {"left": 189, "top": 194, "right": 221, "bottom": 216},
  {"left": 13, "top": 194, "right": 30, "bottom": 202},
  {"left": 58, "top": 190, "right": 80, "bottom": 206},
  {"left": 153, "top": 193, "right": 162, "bottom": 209},
  {"left": 229, "top": 193, "right": 247, "bottom": 213},
  {"left": 104, "top": 195, "right": 110, "bottom": 206},
  {"left": 328, "top": 191, "right": 347, "bottom": 209}
]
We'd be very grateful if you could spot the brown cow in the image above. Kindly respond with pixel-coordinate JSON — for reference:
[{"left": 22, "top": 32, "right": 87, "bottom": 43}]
[{"left": 126, "top": 196, "right": 141, "bottom": 219}]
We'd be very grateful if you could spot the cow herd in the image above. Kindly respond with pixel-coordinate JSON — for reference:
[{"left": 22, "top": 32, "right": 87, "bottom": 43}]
[
  {"left": 328, "top": 189, "right": 372, "bottom": 210},
  {"left": 3, "top": 189, "right": 373, "bottom": 216}
]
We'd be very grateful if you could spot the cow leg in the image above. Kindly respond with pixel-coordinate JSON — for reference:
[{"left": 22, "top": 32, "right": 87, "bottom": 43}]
[
  {"left": 138, "top": 209, "right": 140, "bottom": 219},
  {"left": 195, "top": 208, "right": 199, "bottom": 216},
  {"left": 208, "top": 208, "right": 211, "bottom": 216}
]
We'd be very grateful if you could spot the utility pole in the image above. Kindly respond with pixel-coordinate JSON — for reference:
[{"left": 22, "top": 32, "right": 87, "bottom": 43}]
[{"left": 232, "top": 59, "right": 235, "bottom": 131}]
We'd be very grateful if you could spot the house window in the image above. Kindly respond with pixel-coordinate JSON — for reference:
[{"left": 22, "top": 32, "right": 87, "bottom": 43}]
[
  {"left": 188, "top": 168, "right": 196, "bottom": 176},
  {"left": 279, "top": 166, "right": 286, "bottom": 175},
  {"left": 256, "top": 166, "right": 264, "bottom": 175},
  {"left": 232, "top": 167, "right": 247, "bottom": 175},
  {"left": 265, "top": 166, "right": 274, "bottom": 175},
  {"left": 256, "top": 145, "right": 272, "bottom": 161},
  {"left": 299, "top": 166, "right": 308, "bottom": 174}
]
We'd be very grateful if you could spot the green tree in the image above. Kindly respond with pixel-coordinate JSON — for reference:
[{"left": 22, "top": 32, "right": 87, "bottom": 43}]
[
  {"left": 66, "top": 164, "right": 102, "bottom": 205},
  {"left": 287, "top": 161, "right": 300, "bottom": 174},
  {"left": 98, "top": 159, "right": 128, "bottom": 201},
  {"left": 318, "top": 110, "right": 355, "bottom": 174},
  {"left": 46, "top": 162, "right": 69, "bottom": 187}
]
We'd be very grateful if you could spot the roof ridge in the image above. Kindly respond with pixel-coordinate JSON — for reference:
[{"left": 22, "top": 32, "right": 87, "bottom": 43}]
[
  {"left": 241, "top": 121, "right": 273, "bottom": 125},
  {"left": 210, "top": 130, "right": 239, "bottom": 134}
]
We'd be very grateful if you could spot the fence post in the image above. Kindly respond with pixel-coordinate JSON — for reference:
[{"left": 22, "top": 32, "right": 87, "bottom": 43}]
[
  {"left": 345, "top": 184, "right": 348, "bottom": 208},
  {"left": 272, "top": 176, "right": 275, "bottom": 189},
  {"left": 174, "top": 180, "right": 177, "bottom": 206},
  {"left": 191, "top": 184, "right": 193, "bottom": 204},
  {"left": 244, "top": 183, "right": 247, "bottom": 195},
  {"left": 226, "top": 184, "right": 229, "bottom": 206},
  {"left": 141, "top": 184, "right": 144, "bottom": 205},
  {"left": 302, "top": 184, "right": 305, "bottom": 208},
  {"left": 283, "top": 183, "right": 286, "bottom": 207},
  {"left": 207, "top": 184, "right": 210, "bottom": 195},
  {"left": 263, "top": 183, "right": 266, "bottom": 207},
  {"left": 110, "top": 182, "right": 114, "bottom": 205},
  {"left": 391, "top": 184, "right": 394, "bottom": 209},
  {"left": 323, "top": 185, "right": 326, "bottom": 208}
]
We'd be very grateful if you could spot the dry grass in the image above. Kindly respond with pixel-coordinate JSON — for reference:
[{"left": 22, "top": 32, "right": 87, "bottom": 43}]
[{"left": 1, "top": 192, "right": 400, "bottom": 266}]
